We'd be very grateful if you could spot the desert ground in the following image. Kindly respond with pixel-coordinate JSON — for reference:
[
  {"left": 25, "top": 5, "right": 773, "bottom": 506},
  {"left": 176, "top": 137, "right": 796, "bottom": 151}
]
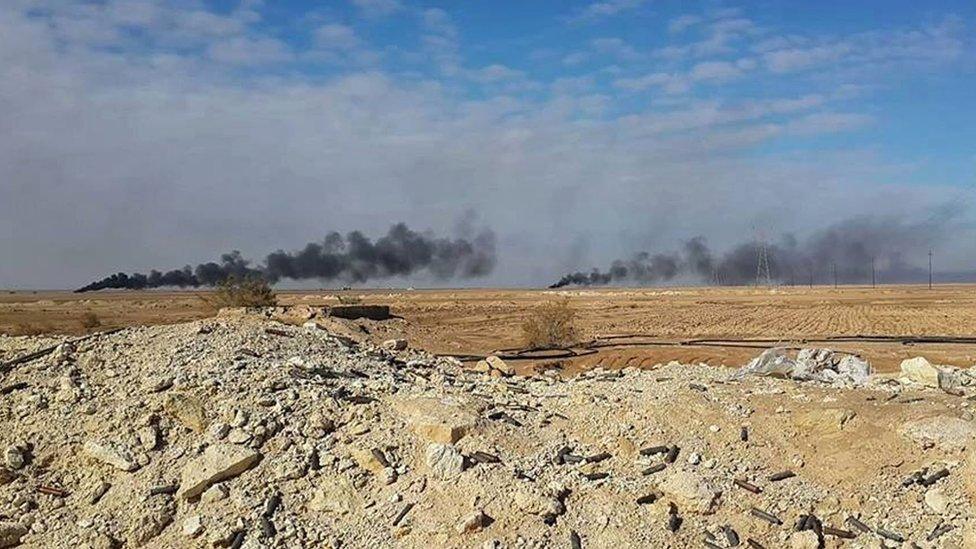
[
  {"left": 1, "top": 285, "right": 975, "bottom": 547},
  {"left": 4, "top": 284, "right": 976, "bottom": 373}
]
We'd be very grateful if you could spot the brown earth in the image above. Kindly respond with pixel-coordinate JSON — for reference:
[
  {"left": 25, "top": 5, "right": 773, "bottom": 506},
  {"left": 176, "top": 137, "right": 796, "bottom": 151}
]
[{"left": 3, "top": 284, "right": 976, "bottom": 372}]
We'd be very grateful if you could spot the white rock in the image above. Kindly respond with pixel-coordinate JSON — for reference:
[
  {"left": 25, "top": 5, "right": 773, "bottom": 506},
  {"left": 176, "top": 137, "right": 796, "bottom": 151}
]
[
  {"left": 900, "top": 357, "right": 950, "bottom": 388},
  {"left": 3, "top": 447, "right": 24, "bottom": 470},
  {"left": 925, "top": 488, "right": 949, "bottom": 514},
  {"left": 83, "top": 440, "right": 139, "bottom": 472},
  {"left": 200, "top": 484, "right": 229, "bottom": 504},
  {"left": 182, "top": 515, "right": 203, "bottom": 537},
  {"left": 425, "top": 443, "right": 464, "bottom": 480},
  {"left": 178, "top": 444, "right": 261, "bottom": 500}
]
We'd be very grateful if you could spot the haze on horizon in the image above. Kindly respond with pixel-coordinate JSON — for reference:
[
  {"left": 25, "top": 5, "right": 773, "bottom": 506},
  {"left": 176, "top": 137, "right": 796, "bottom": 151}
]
[{"left": 1, "top": 0, "right": 975, "bottom": 289}]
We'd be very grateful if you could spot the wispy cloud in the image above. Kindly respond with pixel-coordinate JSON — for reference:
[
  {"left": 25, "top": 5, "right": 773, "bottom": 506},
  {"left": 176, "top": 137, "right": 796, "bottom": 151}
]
[{"left": 569, "top": 0, "right": 648, "bottom": 23}]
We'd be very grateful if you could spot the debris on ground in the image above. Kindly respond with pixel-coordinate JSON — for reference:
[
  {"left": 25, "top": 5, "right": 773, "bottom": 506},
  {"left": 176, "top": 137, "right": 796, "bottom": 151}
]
[{"left": 0, "top": 313, "right": 974, "bottom": 547}]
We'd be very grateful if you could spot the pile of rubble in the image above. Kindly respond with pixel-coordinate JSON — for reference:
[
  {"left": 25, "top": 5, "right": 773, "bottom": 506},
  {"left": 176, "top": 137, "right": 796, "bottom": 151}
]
[{"left": 0, "top": 313, "right": 975, "bottom": 548}]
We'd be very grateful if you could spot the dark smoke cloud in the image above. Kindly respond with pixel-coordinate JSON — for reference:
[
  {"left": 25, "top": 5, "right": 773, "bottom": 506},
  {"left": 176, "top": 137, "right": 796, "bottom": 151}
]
[
  {"left": 551, "top": 216, "right": 969, "bottom": 288},
  {"left": 76, "top": 222, "right": 496, "bottom": 292}
]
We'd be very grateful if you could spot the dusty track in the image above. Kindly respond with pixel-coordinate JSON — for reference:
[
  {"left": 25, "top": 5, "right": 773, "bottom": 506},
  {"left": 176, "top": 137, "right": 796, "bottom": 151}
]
[{"left": 2, "top": 285, "right": 976, "bottom": 372}]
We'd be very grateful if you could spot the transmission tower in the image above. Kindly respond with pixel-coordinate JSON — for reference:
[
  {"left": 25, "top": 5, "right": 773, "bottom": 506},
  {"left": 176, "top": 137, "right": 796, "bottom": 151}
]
[{"left": 755, "top": 230, "right": 772, "bottom": 287}]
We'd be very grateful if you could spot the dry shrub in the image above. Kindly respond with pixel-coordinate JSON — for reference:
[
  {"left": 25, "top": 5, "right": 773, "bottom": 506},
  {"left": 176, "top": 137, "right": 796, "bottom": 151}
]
[
  {"left": 203, "top": 275, "right": 277, "bottom": 309},
  {"left": 521, "top": 300, "right": 578, "bottom": 349},
  {"left": 79, "top": 311, "right": 101, "bottom": 331},
  {"left": 10, "top": 322, "right": 55, "bottom": 336}
]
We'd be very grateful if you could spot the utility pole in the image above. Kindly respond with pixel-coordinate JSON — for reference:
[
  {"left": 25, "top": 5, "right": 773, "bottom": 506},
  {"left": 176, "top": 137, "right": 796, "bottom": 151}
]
[
  {"left": 871, "top": 256, "right": 876, "bottom": 288},
  {"left": 832, "top": 263, "right": 837, "bottom": 289},
  {"left": 928, "top": 250, "right": 933, "bottom": 290}
]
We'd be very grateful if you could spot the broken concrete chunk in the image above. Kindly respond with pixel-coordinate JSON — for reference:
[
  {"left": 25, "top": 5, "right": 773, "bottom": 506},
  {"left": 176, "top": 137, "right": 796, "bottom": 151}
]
[
  {"left": 179, "top": 444, "right": 261, "bottom": 500},
  {"left": 899, "top": 416, "right": 976, "bottom": 452},
  {"left": 83, "top": 440, "right": 139, "bottom": 472},
  {"left": 426, "top": 443, "right": 464, "bottom": 479},
  {"left": 658, "top": 469, "right": 720, "bottom": 515},
  {"left": 392, "top": 395, "right": 483, "bottom": 444},
  {"left": 164, "top": 392, "right": 209, "bottom": 433}
]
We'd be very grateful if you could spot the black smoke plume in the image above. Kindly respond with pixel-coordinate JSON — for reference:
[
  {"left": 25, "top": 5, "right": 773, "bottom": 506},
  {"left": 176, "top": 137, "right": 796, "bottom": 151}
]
[
  {"left": 550, "top": 216, "right": 964, "bottom": 288},
  {"left": 76, "top": 222, "right": 496, "bottom": 292}
]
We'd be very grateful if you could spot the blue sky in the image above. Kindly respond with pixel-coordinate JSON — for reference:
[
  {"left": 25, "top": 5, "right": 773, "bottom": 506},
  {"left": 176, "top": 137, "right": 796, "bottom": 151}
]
[{"left": 1, "top": 0, "right": 975, "bottom": 287}]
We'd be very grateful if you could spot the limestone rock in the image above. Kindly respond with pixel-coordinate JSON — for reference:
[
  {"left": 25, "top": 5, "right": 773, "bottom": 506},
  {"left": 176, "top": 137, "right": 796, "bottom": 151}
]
[
  {"left": 83, "top": 440, "right": 139, "bottom": 472},
  {"left": 182, "top": 515, "right": 203, "bottom": 537},
  {"left": 178, "top": 444, "right": 261, "bottom": 500},
  {"left": 898, "top": 416, "right": 976, "bottom": 452},
  {"left": 924, "top": 488, "right": 949, "bottom": 514},
  {"left": 3, "top": 446, "right": 24, "bottom": 470},
  {"left": 164, "top": 392, "right": 209, "bottom": 433},
  {"left": 457, "top": 510, "right": 490, "bottom": 534},
  {"left": 200, "top": 484, "right": 228, "bottom": 504},
  {"left": 900, "top": 357, "right": 953, "bottom": 388},
  {"left": 382, "top": 338, "right": 407, "bottom": 351},
  {"left": 310, "top": 474, "right": 361, "bottom": 515},
  {"left": 0, "top": 521, "right": 27, "bottom": 548},
  {"left": 658, "top": 469, "right": 720, "bottom": 515},
  {"left": 351, "top": 447, "right": 388, "bottom": 476},
  {"left": 426, "top": 443, "right": 464, "bottom": 479},
  {"left": 392, "top": 395, "right": 482, "bottom": 444},
  {"left": 790, "top": 530, "right": 820, "bottom": 549}
]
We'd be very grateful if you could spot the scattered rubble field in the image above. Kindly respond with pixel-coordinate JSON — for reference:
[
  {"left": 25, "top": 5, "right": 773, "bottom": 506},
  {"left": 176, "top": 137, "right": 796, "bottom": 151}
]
[
  {"left": 4, "top": 285, "right": 976, "bottom": 372},
  {"left": 1, "top": 309, "right": 976, "bottom": 548}
]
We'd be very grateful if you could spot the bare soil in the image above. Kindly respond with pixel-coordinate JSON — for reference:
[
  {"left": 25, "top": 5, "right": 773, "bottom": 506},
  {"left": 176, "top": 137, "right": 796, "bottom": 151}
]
[{"left": 3, "top": 285, "right": 976, "bottom": 372}]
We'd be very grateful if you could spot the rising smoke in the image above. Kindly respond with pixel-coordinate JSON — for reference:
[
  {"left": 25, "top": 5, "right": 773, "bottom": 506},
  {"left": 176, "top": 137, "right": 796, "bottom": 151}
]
[
  {"left": 550, "top": 216, "right": 958, "bottom": 288},
  {"left": 76, "top": 222, "right": 496, "bottom": 292}
]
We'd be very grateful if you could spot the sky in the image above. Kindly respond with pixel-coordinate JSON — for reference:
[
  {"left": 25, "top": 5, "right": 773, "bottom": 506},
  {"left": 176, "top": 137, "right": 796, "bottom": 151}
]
[{"left": 1, "top": 0, "right": 975, "bottom": 289}]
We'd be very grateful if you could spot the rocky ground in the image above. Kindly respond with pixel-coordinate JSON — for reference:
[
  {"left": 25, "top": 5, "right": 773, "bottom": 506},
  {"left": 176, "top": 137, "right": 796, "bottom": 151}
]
[{"left": 0, "top": 309, "right": 975, "bottom": 548}]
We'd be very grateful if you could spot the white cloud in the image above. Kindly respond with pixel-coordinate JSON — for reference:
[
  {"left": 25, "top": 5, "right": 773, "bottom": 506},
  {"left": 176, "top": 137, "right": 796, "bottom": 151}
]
[
  {"left": 468, "top": 64, "right": 524, "bottom": 83},
  {"left": 570, "top": 0, "right": 647, "bottom": 23},
  {"left": 689, "top": 60, "right": 744, "bottom": 81},
  {"left": 314, "top": 24, "right": 361, "bottom": 50},
  {"left": 207, "top": 36, "right": 291, "bottom": 65},
  {"left": 668, "top": 15, "right": 702, "bottom": 34},
  {"left": 786, "top": 112, "right": 874, "bottom": 135},
  {"left": 590, "top": 37, "right": 640, "bottom": 60},
  {"left": 350, "top": 0, "right": 403, "bottom": 18}
]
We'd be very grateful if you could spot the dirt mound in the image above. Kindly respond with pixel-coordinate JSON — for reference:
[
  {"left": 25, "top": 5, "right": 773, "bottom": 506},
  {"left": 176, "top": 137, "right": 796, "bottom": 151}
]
[{"left": 1, "top": 315, "right": 974, "bottom": 547}]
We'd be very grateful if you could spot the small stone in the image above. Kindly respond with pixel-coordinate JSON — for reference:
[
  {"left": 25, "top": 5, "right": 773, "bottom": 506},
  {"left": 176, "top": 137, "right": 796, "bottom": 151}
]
[
  {"left": 164, "top": 392, "right": 209, "bottom": 433},
  {"left": 425, "top": 443, "right": 464, "bottom": 480},
  {"left": 457, "top": 510, "right": 490, "bottom": 534},
  {"left": 182, "top": 515, "right": 203, "bottom": 537},
  {"left": 688, "top": 452, "right": 701, "bottom": 465},
  {"left": 925, "top": 488, "right": 949, "bottom": 514},
  {"left": 147, "top": 376, "right": 174, "bottom": 393},
  {"left": 790, "top": 530, "right": 820, "bottom": 549},
  {"left": 83, "top": 440, "right": 139, "bottom": 472},
  {"left": 200, "top": 484, "right": 229, "bottom": 504},
  {"left": 393, "top": 395, "right": 482, "bottom": 444},
  {"left": 658, "top": 469, "right": 720, "bottom": 515},
  {"left": 310, "top": 474, "right": 362, "bottom": 515},
  {"left": 137, "top": 425, "right": 160, "bottom": 451},
  {"left": 382, "top": 339, "right": 408, "bottom": 351},
  {"left": 178, "top": 444, "right": 261, "bottom": 500},
  {"left": 4, "top": 446, "right": 25, "bottom": 470},
  {"left": 208, "top": 421, "right": 230, "bottom": 440}
]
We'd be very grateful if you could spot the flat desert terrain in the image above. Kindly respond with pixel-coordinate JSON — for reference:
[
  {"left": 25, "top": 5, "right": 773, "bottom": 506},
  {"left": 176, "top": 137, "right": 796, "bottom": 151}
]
[{"left": 3, "top": 284, "right": 975, "bottom": 372}]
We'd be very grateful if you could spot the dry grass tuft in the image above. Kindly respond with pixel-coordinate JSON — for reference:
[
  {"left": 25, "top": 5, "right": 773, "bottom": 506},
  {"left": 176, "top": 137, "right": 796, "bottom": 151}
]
[
  {"left": 201, "top": 275, "right": 278, "bottom": 310},
  {"left": 79, "top": 311, "right": 101, "bottom": 331},
  {"left": 521, "top": 299, "right": 579, "bottom": 349}
]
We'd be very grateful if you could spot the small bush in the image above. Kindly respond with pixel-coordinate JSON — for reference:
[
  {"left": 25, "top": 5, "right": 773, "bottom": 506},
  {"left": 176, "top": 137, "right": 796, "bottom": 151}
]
[
  {"left": 205, "top": 275, "right": 277, "bottom": 309},
  {"left": 521, "top": 300, "right": 579, "bottom": 349},
  {"left": 79, "top": 311, "right": 101, "bottom": 331}
]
